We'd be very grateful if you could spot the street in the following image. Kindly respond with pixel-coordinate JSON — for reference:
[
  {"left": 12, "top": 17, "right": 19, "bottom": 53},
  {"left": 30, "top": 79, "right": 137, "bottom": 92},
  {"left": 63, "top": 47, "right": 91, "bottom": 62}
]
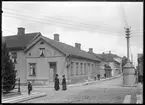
[{"left": 20, "top": 76, "right": 142, "bottom": 103}]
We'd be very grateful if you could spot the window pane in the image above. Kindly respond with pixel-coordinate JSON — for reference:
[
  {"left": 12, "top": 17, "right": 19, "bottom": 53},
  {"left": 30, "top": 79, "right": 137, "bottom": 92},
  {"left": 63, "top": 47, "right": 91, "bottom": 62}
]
[{"left": 29, "top": 63, "right": 36, "bottom": 76}]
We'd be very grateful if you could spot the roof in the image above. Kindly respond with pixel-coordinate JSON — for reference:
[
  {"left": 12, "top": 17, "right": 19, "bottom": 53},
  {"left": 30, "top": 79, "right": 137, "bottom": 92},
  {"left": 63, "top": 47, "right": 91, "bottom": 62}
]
[
  {"left": 3, "top": 33, "right": 40, "bottom": 50},
  {"left": 43, "top": 36, "right": 101, "bottom": 62},
  {"left": 4, "top": 33, "right": 101, "bottom": 62},
  {"left": 92, "top": 53, "right": 122, "bottom": 63}
]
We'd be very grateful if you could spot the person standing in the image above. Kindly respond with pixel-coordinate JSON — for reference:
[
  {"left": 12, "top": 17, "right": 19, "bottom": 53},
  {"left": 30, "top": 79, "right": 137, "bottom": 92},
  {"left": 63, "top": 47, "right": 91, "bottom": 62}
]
[
  {"left": 54, "top": 74, "right": 60, "bottom": 91},
  {"left": 28, "top": 81, "right": 32, "bottom": 95},
  {"left": 62, "top": 75, "right": 67, "bottom": 90}
]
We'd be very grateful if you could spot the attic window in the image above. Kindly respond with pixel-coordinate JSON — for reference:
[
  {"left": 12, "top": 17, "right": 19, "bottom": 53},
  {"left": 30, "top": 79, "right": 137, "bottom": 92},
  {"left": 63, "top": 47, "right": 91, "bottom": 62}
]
[
  {"left": 39, "top": 48, "right": 45, "bottom": 57},
  {"left": 40, "top": 41, "right": 44, "bottom": 44}
]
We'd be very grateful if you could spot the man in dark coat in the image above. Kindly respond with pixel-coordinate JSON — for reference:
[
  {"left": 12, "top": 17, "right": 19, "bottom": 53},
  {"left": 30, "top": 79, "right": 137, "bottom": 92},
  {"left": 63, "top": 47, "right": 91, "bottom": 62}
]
[
  {"left": 62, "top": 75, "right": 67, "bottom": 90},
  {"left": 54, "top": 74, "right": 60, "bottom": 91},
  {"left": 28, "top": 81, "right": 32, "bottom": 95}
]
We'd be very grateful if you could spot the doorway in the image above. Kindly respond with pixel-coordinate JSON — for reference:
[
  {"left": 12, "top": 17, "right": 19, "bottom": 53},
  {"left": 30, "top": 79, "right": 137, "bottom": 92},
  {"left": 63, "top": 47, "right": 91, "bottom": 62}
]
[{"left": 49, "top": 62, "right": 57, "bottom": 83}]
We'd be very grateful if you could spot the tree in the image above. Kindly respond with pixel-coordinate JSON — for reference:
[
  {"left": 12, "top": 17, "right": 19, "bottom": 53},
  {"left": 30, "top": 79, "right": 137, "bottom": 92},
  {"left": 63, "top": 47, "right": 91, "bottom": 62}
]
[{"left": 2, "top": 42, "right": 16, "bottom": 93}]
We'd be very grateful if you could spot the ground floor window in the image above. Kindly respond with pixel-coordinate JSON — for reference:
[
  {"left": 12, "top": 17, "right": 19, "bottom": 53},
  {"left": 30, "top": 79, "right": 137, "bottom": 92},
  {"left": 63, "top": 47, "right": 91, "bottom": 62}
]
[
  {"left": 84, "top": 63, "right": 86, "bottom": 74},
  {"left": 80, "top": 63, "right": 83, "bottom": 75},
  {"left": 29, "top": 63, "right": 36, "bottom": 76},
  {"left": 70, "top": 62, "right": 74, "bottom": 76},
  {"left": 76, "top": 62, "right": 79, "bottom": 75}
]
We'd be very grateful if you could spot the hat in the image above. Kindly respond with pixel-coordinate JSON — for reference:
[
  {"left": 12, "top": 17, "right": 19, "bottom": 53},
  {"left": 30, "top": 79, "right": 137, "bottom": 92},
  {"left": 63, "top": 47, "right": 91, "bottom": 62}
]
[{"left": 62, "top": 75, "right": 65, "bottom": 77}]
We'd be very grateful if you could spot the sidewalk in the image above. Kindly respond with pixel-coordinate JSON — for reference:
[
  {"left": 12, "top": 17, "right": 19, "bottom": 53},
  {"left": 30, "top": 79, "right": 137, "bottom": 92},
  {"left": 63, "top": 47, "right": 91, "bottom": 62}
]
[
  {"left": 2, "top": 92, "right": 47, "bottom": 103},
  {"left": 29, "top": 74, "right": 123, "bottom": 88},
  {"left": 32, "top": 73, "right": 123, "bottom": 88}
]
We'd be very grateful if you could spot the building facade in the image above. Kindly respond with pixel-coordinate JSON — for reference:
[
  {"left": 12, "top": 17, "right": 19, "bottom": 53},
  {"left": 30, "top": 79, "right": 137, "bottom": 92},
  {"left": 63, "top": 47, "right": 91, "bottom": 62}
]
[{"left": 4, "top": 27, "right": 101, "bottom": 84}]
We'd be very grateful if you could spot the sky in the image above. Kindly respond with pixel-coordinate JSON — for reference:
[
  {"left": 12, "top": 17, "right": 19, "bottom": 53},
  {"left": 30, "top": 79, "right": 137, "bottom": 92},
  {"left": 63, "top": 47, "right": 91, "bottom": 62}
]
[{"left": 2, "top": 2, "right": 143, "bottom": 66}]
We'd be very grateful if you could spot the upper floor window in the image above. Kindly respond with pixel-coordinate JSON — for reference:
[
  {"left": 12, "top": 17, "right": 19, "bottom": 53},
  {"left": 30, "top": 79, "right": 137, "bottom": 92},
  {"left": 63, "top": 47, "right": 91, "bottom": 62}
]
[
  {"left": 39, "top": 48, "right": 45, "bottom": 57},
  {"left": 29, "top": 63, "right": 36, "bottom": 76},
  {"left": 11, "top": 52, "right": 17, "bottom": 63}
]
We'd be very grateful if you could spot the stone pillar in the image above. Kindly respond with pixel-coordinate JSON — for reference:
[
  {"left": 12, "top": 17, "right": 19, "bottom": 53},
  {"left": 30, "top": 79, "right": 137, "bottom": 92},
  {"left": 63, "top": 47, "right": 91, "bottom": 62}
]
[{"left": 123, "top": 60, "right": 136, "bottom": 86}]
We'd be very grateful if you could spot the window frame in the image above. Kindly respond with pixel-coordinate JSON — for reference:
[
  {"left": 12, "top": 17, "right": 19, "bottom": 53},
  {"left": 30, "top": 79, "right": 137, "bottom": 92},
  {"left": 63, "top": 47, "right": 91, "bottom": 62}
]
[
  {"left": 76, "top": 62, "right": 79, "bottom": 75},
  {"left": 11, "top": 52, "right": 17, "bottom": 64},
  {"left": 29, "top": 63, "right": 36, "bottom": 76},
  {"left": 70, "top": 62, "right": 74, "bottom": 76},
  {"left": 39, "top": 48, "right": 45, "bottom": 57}
]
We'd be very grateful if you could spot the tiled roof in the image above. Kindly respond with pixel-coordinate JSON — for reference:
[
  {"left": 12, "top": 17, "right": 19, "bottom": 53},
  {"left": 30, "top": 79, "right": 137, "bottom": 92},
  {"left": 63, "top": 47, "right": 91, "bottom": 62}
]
[
  {"left": 3, "top": 33, "right": 40, "bottom": 50},
  {"left": 43, "top": 36, "right": 101, "bottom": 62}
]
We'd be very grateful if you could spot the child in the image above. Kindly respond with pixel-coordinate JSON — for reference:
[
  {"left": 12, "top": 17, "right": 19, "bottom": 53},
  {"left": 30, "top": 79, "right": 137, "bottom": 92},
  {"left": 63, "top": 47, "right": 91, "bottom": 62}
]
[{"left": 28, "top": 81, "right": 32, "bottom": 95}]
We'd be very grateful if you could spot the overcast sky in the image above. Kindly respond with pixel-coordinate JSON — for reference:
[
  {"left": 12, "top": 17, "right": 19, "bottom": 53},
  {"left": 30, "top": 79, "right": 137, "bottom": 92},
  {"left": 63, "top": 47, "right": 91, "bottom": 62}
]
[{"left": 2, "top": 2, "right": 143, "bottom": 66}]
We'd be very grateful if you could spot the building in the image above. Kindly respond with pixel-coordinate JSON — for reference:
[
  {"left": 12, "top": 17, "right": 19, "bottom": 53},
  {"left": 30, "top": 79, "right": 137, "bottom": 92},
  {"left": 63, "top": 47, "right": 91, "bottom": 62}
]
[
  {"left": 3, "top": 27, "right": 101, "bottom": 84},
  {"left": 137, "top": 53, "right": 143, "bottom": 83},
  {"left": 89, "top": 50, "right": 122, "bottom": 77},
  {"left": 88, "top": 49, "right": 107, "bottom": 78}
]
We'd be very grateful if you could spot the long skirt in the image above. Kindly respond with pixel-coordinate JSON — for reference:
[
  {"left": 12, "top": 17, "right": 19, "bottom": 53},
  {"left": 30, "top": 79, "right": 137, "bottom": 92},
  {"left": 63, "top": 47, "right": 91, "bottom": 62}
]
[{"left": 62, "top": 83, "right": 67, "bottom": 90}]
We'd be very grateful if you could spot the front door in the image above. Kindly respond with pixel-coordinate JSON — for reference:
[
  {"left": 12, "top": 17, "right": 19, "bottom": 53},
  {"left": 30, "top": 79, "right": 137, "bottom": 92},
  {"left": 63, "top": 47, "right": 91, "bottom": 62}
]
[{"left": 49, "top": 62, "right": 57, "bottom": 83}]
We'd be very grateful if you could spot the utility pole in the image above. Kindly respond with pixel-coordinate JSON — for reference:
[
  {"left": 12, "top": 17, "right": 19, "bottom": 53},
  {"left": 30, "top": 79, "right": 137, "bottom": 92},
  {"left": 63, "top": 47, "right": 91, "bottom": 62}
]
[{"left": 124, "top": 27, "right": 131, "bottom": 61}]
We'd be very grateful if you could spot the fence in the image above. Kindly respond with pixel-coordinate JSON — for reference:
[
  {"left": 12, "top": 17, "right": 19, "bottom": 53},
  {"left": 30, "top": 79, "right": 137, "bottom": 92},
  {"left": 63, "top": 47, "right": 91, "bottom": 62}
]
[{"left": 2, "top": 78, "right": 20, "bottom": 93}]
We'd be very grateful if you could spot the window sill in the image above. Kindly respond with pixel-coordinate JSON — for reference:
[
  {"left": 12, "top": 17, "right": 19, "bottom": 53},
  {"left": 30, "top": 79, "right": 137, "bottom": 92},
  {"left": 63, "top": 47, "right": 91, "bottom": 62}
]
[{"left": 29, "top": 75, "right": 36, "bottom": 76}]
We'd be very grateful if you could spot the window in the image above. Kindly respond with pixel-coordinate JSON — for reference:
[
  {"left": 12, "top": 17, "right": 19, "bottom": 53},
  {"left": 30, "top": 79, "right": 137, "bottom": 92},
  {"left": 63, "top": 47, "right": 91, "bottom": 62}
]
[
  {"left": 29, "top": 63, "right": 36, "bottom": 76},
  {"left": 39, "top": 48, "right": 45, "bottom": 57},
  {"left": 40, "top": 41, "right": 44, "bottom": 44},
  {"left": 11, "top": 52, "right": 17, "bottom": 63},
  {"left": 92, "top": 64, "right": 93, "bottom": 74},
  {"left": 84, "top": 63, "right": 86, "bottom": 75},
  {"left": 80, "top": 63, "right": 83, "bottom": 75},
  {"left": 88, "top": 63, "right": 90, "bottom": 74},
  {"left": 76, "top": 63, "right": 79, "bottom": 75},
  {"left": 70, "top": 62, "right": 74, "bottom": 76}
]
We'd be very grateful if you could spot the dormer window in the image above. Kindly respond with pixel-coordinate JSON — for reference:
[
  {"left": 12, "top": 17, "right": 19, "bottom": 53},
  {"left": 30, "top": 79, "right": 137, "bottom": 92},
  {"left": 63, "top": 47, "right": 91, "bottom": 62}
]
[{"left": 39, "top": 48, "right": 45, "bottom": 57}]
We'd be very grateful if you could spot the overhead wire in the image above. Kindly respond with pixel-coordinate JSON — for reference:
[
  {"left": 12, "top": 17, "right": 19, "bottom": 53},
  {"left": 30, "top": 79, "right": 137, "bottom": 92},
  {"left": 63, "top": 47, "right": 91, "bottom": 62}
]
[
  {"left": 3, "top": 14, "right": 126, "bottom": 36},
  {"left": 3, "top": 11, "right": 124, "bottom": 35},
  {"left": 3, "top": 7, "right": 120, "bottom": 31}
]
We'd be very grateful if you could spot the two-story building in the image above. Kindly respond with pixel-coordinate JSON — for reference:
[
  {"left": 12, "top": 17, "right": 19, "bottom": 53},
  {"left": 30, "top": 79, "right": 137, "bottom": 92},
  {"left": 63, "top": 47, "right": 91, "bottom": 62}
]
[{"left": 3, "top": 27, "right": 101, "bottom": 85}]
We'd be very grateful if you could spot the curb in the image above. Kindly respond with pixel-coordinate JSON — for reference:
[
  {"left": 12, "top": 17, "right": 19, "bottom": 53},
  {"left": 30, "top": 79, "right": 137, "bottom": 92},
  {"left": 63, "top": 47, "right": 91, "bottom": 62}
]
[{"left": 2, "top": 92, "right": 47, "bottom": 103}]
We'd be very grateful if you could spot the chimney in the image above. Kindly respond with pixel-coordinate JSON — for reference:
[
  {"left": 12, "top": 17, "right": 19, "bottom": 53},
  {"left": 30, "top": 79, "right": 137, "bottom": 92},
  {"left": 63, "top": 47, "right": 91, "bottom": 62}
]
[
  {"left": 89, "top": 48, "right": 93, "bottom": 53},
  {"left": 17, "top": 27, "right": 25, "bottom": 35},
  {"left": 54, "top": 33, "right": 59, "bottom": 41},
  {"left": 75, "top": 43, "right": 81, "bottom": 50}
]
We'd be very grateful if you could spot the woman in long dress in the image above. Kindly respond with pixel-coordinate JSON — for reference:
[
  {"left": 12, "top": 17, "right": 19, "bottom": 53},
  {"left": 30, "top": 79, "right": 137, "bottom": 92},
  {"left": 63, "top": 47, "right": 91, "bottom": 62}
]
[
  {"left": 54, "top": 74, "right": 60, "bottom": 91},
  {"left": 62, "top": 75, "right": 67, "bottom": 90}
]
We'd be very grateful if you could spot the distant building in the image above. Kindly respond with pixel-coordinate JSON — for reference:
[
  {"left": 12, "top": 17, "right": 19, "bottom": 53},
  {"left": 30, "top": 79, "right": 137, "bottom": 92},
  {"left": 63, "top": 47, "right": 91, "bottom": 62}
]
[
  {"left": 3, "top": 27, "right": 101, "bottom": 84},
  {"left": 137, "top": 53, "right": 143, "bottom": 83},
  {"left": 89, "top": 50, "right": 122, "bottom": 77}
]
